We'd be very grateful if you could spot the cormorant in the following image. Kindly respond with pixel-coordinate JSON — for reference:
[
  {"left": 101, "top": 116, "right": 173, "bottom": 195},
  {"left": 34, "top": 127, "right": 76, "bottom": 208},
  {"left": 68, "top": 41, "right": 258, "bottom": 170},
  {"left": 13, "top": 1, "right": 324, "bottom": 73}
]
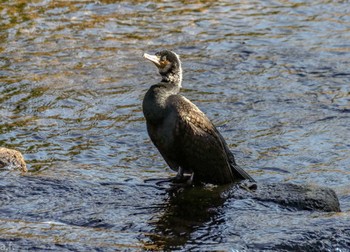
[{"left": 142, "top": 50, "right": 254, "bottom": 185}]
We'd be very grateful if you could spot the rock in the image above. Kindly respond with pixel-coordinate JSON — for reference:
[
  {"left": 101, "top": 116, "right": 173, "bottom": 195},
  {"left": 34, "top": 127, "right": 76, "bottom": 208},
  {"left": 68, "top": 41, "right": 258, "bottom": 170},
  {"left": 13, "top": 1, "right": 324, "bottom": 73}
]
[
  {"left": 225, "top": 182, "right": 341, "bottom": 212},
  {"left": 0, "top": 148, "right": 27, "bottom": 172}
]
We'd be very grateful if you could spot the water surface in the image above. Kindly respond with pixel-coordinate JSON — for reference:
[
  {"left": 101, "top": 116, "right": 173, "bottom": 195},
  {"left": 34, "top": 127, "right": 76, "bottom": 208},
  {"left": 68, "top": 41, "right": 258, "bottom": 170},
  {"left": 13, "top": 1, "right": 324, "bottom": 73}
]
[{"left": 0, "top": 0, "right": 349, "bottom": 250}]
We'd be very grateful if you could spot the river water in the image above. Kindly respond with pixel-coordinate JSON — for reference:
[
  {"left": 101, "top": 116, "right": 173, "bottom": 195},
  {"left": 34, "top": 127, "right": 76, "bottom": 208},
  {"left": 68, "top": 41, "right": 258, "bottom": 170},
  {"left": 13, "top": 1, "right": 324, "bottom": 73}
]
[{"left": 0, "top": 0, "right": 349, "bottom": 251}]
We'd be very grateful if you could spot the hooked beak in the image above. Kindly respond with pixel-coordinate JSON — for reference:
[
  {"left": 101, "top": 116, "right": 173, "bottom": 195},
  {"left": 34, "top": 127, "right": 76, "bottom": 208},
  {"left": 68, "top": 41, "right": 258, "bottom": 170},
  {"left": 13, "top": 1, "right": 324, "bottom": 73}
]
[{"left": 143, "top": 53, "right": 161, "bottom": 67}]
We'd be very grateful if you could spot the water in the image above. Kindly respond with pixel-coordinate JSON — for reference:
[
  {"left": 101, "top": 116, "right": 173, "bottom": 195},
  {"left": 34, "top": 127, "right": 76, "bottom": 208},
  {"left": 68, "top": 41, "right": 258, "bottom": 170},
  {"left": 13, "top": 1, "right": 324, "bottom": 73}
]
[{"left": 0, "top": 0, "right": 349, "bottom": 250}]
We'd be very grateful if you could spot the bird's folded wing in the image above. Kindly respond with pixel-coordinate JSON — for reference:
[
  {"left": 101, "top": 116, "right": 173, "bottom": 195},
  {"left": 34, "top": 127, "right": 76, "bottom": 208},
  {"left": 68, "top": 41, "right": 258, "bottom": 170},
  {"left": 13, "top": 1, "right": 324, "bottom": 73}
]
[
  {"left": 170, "top": 96, "right": 235, "bottom": 183},
  {"left": 171, "top": 95, "right": 254, "bottom": 182}
]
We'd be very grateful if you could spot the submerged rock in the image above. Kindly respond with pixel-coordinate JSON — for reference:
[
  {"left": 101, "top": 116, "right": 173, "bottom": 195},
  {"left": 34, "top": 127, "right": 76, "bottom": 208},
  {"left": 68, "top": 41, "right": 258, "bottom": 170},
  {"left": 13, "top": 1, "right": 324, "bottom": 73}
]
[
  {"left": 0, "top": 148, "right": 27, "bottom": 172},
  {"left": 225, "top": 182, "right": 341, "bottom": 212}
]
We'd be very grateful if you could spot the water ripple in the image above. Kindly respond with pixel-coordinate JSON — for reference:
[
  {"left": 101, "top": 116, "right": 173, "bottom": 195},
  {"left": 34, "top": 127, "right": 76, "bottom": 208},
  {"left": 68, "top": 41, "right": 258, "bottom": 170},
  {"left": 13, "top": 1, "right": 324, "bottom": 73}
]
[{"left": 0, "top": 0, "right": 349, "bottom": 250}]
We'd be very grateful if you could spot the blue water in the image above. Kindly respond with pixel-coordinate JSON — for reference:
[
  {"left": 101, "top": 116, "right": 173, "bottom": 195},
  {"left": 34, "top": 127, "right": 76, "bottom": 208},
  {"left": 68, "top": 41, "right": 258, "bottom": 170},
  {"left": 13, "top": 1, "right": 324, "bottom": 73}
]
[{"left": 0, "top": 1, "right": 349, "bottom": 250}]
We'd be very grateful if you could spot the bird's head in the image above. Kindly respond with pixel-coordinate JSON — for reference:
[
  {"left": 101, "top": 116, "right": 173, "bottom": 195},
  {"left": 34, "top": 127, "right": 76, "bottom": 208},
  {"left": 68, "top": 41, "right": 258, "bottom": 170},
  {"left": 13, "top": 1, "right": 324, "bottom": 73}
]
[{"left": 143, "top": 50, "right": 182, "bottom": 85}]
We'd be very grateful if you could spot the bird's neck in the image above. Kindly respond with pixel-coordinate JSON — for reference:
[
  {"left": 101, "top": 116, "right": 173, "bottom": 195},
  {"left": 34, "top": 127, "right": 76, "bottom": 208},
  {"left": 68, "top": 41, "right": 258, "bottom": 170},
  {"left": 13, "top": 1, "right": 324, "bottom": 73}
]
[
  {"left": 143, "top": 82, "right": 180, "bottom": 124},
  {"left": 143, "top": 66, "right": 183, "bottom": 124},
  {"left": 160, "top": 66, "right": 182, "bottom": 88}
]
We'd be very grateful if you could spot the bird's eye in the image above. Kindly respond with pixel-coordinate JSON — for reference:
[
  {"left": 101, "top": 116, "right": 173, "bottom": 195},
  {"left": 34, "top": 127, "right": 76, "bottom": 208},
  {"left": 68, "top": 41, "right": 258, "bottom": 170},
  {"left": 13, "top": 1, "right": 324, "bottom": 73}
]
[{"left": 161, "top": 56, "right": 167, "bottom": 61}]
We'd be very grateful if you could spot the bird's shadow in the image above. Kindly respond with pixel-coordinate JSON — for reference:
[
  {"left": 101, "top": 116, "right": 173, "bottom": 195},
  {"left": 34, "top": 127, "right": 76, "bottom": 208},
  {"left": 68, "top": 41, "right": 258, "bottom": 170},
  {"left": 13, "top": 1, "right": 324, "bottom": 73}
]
[{"left": 141, "top": 178, "right": 234, "bottom": 250}]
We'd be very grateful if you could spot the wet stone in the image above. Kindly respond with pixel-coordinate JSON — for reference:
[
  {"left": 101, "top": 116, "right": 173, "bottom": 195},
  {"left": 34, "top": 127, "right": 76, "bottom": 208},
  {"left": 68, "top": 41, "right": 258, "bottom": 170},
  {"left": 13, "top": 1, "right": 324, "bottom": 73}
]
[
  {"left": 225, "top": 181, "right": 341, "bottom": 212},
  {"left": 0, "top": 148, "right": 27, "bottom": 173}
]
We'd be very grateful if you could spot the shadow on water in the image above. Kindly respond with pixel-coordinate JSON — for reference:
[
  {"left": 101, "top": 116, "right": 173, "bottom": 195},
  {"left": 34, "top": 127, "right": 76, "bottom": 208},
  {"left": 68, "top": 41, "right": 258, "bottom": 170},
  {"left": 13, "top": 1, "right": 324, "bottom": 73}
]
[{"left": 143, "top": 183, "right": 229, "bottom": 250}]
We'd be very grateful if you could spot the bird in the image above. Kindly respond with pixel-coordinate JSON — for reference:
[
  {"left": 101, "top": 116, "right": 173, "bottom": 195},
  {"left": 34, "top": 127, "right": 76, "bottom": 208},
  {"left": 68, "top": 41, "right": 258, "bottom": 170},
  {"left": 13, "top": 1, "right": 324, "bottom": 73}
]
[
  {"left": 0, "top": 147, "right": 27, "bottom": 172},
  {"left": 142, "top": 50, "right": 254, "bottom": 185}
]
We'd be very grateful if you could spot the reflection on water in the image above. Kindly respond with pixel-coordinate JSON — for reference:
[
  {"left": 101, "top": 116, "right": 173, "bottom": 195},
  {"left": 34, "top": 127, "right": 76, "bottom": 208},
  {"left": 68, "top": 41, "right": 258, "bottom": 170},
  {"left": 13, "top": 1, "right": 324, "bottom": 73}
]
[
  {"left": 144, "top": 184, "right": 228, "bottom": 250},
  {"left": 0, "top": 0, "right": 349, "bottom": 250}
]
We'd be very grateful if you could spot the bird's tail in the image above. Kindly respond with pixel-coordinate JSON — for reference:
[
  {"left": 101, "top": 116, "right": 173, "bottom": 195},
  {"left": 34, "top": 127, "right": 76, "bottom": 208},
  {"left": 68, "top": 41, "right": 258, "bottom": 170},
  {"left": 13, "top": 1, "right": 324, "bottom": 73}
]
[
  {"left": 231, "top": 163, "right": 256, "bottom": 182},
  {"left": 228, "top": 152, "right": 256, "bottom": 182}
]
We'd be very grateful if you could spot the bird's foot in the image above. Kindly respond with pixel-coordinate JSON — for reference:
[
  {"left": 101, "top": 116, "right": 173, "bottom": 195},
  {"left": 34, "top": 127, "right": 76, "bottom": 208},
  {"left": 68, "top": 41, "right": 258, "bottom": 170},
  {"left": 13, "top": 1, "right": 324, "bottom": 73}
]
[
  {"left": 170, "top": 170, "right": 194, "bottom": 187},
  {"left": 171, "top": 174, "right": 190, "bottom": 184},
  {"left": 186, "top": 172, "right": 194, "bottom": 186},
  {"left": 171, "top": 167, "right": 187, "bottom": 183}
]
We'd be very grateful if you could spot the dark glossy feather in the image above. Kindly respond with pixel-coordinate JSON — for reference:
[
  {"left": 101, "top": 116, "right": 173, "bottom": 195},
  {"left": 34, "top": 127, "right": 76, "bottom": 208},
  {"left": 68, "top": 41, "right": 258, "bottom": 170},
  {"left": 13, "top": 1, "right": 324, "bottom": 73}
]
[
  {"left": 142, "top": 50, "right": 254, "bottom": 185},
  {"left": 146, "top": 93, "right": 254, "bottom": 184}
]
